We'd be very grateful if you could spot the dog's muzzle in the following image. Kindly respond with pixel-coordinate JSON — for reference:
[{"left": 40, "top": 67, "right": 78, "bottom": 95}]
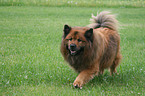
[{"left": 69, "top": 44, "right": 77, "bottom": 55}]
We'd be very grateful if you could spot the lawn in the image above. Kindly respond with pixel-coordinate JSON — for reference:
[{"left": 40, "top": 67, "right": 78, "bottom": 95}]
[{"left": 0, "top": 3, "right": 145, "bottom": 96}]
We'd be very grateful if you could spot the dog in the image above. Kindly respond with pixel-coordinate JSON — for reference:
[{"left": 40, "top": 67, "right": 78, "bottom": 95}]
[{"left": 60, "top": 11, "right": 121, "bottom": 89}]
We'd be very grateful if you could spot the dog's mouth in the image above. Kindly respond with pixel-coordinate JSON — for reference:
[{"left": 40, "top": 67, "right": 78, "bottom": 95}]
[
  {"left": 67, "top": 44, "right": 84, "bottom": 56},
  {"left": 70, "top": 50, "right": 77, "bottom": 55},
  {"left": 69, "top": 48, "right": 84, "bottom": 56}
]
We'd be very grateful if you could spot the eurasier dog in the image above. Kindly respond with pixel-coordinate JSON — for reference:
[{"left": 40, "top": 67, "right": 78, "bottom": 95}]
[{"left": 61, "top": 11, "right": 121, "bottom": 89}]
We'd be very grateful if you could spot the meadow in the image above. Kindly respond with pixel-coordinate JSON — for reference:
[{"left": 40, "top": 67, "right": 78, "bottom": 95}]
[
  {"left": 0, "top": 0, "right": 145, "bottom": 96},
  {"left": 0, "top": 0, "right": 144, "bottom": 7}
]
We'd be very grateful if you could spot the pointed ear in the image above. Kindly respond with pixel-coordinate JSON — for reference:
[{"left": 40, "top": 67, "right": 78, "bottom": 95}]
[
  {"left": 63, "top": 24, "right": 71, "bottom": 38},
  {"left": 84, "top": 28, "right": 93, "bottom": 42}
]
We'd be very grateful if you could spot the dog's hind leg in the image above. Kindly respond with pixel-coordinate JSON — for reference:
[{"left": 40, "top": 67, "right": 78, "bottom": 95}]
[
  {"left": 110, "top": 52, "right": 121, "bottom": 75},
  {"left": 99, "top": 68, "right": 104, "bottom": 75}
]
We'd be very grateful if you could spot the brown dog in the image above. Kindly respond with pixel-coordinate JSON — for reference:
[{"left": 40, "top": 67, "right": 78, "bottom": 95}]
[{"left": 61, "top": 11, "right": 121, "bottom": 89}]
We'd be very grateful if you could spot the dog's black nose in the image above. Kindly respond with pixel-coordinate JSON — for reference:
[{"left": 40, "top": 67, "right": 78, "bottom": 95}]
[{"left": 70, "top": 44, "right": 76, "bottom": 51}]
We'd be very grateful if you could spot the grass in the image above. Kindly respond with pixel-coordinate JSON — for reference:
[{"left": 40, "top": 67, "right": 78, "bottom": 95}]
[
  {"left": 0, "top": 3, "right": 145, "bottom": 96},
  {"left": 0, "top": 0, "right": 145, "bottom": 8}
]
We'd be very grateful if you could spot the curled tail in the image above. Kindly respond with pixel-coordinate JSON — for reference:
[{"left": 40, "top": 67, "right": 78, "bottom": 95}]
[{"left": 87, "top": 11, "right": 118, "bottom": 31}]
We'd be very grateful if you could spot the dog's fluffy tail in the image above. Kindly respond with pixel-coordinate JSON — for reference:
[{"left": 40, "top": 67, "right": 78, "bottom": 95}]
[{"left": 87, "top": 11, "right": 118, "bottom": 31}]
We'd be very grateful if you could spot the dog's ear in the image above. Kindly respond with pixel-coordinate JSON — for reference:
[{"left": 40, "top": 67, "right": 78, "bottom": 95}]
[
  {"left": 84, "top": 28, "right": 93, "bottom": 42},
  {"left": 63, "top": 24, "right": 71, "bottom": 38}
]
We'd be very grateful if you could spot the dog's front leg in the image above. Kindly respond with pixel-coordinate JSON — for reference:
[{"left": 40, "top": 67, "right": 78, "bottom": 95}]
[{"left": 73, "top": 68, "right": 98, "bottom": 89}]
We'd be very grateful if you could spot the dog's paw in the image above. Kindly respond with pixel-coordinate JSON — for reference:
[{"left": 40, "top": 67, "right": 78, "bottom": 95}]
[{"left": 73, "top": 80, "right": 83, "bottom": 89}]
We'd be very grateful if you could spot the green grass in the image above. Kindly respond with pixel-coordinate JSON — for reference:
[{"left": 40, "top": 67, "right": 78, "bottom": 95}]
[
  {"left": 0, "top": 0, "right": 145, "bottom": 8},
  {"left": 0, "top": 5, "right": 145, "bottom": 96}
]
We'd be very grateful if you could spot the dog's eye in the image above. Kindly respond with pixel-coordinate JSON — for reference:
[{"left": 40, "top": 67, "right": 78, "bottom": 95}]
[
  {"left": 78, "top": 39, "right": 82, "bottom": 42},
  {"left": 69, "top": 38, "right": 72, "bottom": 41}
]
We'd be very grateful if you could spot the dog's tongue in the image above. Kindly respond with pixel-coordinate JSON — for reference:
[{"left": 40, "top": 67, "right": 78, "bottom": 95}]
[{"left": 71, "top": 51, "right": 76, "bottom": 55}]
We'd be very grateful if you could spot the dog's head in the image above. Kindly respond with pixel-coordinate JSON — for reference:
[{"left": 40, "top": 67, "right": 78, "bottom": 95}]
[{"left": 63, "top": 24, "right": 93, "bottom": 55}]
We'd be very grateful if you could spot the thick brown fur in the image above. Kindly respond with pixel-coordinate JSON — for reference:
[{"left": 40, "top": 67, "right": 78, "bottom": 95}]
[{"left": 60, "top": 11, "right": 122, "bottom": 89}]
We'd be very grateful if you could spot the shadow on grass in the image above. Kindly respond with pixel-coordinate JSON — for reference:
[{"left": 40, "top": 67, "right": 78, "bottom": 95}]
[{"left": 86, "top": 70, "right": 139, "bottom": 89}]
